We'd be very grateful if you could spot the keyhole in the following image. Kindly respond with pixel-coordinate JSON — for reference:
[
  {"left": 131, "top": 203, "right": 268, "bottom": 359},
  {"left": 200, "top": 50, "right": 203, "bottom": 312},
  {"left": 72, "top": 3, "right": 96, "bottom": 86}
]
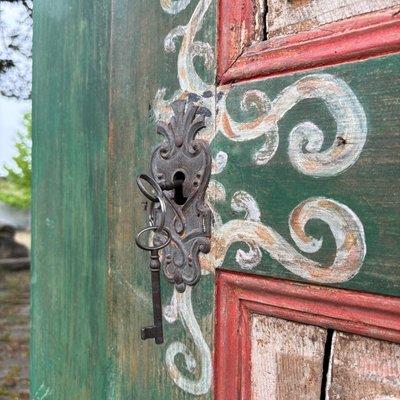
[{"left": 173, "top": 171, "right": 187, "bottom": 205}]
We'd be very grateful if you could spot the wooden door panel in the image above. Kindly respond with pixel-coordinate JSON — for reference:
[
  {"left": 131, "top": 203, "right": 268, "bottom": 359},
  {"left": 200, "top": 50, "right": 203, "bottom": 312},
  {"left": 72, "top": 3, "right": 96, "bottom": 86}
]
[
  {"left": 33, "top": 0, "right": 218, "bottom": 398},
  {"left": 210, "top": 54, "right": 400, "bottom": 296},
  {"left": 32, "top": 0, "right": 400, "bottom": 397},
  {"left": 267, "top": 0, "right": 400, "bottom": 38},
  {"left": 248, "top": 313, "right": 400, "bottom": 400},
  {"left": 218, "top": 0, "right": 400, "bottom": 83},
  {"left": 31, "top": 1, "right": 111, "bottom": 398},
  {"left": 215, "top": 270, "right": 400, "bottom": 399},
  {"left": 327, "top": 332, "right": 400, "bottom": 399},
  {"left": 107, "top": 0, "right": 217, "bottom": 399},
  {"left": 251, "top": 315, "right": 327, "bottom": 400}
]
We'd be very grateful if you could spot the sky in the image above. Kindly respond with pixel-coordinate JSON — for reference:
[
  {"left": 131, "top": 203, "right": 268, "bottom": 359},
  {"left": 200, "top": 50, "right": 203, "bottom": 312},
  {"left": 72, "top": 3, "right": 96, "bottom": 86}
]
[
  {"left": 0, "top": 96, "right": 30, "bottom": 175},
  {"left": 0, "top": 2, "right": 32, "bottom": 176}
]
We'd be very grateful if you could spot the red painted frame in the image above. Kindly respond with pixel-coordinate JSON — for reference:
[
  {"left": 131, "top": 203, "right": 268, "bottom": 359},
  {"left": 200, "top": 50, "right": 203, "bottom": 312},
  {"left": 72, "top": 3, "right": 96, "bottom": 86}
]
[
  {"left": 214, "top": 270, "right": 400, "bottom": 400},
  {"left": 216, "top": 4, "right": 400, "bottom": 397},
  {"left": 218, "top": 2, "right": 400, "bottom": 83}
]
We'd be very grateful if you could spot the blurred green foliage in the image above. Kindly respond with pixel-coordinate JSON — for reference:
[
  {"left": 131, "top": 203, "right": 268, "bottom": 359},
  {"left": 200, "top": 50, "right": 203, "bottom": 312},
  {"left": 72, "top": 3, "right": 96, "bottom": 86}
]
[{"left": 0, "top": 111, "right": 31, "bottom": 209}]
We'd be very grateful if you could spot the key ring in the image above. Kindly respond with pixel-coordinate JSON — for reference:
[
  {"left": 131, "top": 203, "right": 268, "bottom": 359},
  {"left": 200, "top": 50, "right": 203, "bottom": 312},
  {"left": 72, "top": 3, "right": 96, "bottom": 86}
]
[
  {"left": 137, "top": 174, "right": 166, "bottom": 232},
  {"left": 137, "top": 174, "right": 163, "bottom": 202},
  {"left": 135, "top": 226, "right": 171, "bottom": 251}
]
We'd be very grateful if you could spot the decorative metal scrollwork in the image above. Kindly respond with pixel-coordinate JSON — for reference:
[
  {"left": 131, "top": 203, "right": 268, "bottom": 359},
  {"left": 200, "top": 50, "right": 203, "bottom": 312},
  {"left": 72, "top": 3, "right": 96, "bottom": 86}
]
[
  {"left": 152, "top": 99, "right": 211, "bottom": 292},
  {"left": 135, "top": 99, "right": 212, "bottom": 343}
]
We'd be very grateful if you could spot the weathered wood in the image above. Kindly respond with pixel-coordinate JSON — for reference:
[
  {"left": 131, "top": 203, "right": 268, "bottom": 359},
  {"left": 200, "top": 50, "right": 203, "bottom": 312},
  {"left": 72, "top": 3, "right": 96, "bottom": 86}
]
[
  {"left": 31, "top": 0, "right": 110, "bottom": 398},
  {"left": 327, "top": 331, "right": 400, "bottom": 399},
  {"left": 218, "top": 0, "right": 261, "bottom": 76},
  {"left": 218, "top": 2, "right": 400, "bottom": 83},
  {"left": 251, "top": 315, "right": 327, "bottom": 400},
  {"left": 32, "top": 0, "right": 400, "bottom": 398},
  {"left": 267, "top": 0, "right": 400, "bottom": 38},
  {"left": 213, "top": 54, "right": 400, "bottom": 296},
  {"left": 107, "top": 0, "right": 216, "bottom": 399},
  {"left": 33, "top": 0, "right": 218, "bottom": 397},
  {"left": 214, "top": 270, "right": 400, "bottom": 400}
]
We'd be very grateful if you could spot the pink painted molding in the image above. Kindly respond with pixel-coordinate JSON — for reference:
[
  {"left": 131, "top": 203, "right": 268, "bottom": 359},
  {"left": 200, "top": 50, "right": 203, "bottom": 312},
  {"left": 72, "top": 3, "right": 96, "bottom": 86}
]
[
  {"left": 214, "top": 270, "right": 400, "bottom": 399},
  {"left": 218, "top": 3, "right": 400, "bottom": 83}
]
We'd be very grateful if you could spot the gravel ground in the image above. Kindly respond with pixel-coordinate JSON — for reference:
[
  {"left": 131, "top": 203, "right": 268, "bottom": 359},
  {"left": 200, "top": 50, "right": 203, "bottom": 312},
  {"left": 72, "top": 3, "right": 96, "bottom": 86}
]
[{"left": 0, "top": 268, "right": 30, "bottom": 400}]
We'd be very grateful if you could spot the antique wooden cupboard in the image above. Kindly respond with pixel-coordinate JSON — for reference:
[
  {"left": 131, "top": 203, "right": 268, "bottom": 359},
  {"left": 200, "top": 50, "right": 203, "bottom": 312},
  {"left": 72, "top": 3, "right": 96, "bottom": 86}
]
[{"left": 32, "top": 0, "right": 400, "bottom": 399}]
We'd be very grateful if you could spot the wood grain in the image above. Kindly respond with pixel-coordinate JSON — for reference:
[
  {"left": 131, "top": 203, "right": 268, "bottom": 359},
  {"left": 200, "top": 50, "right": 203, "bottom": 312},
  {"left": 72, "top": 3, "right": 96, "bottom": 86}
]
[
  {"left": 107, "top": 0, "right": 216, "bottom": 398},
  {"left": 218, "top": 2, "right": 400, "bottom": 83},
  {"left": 327, "top": 331, "right": 400, "bottom": 399},
  {"left": 215, "top": 54, "right": 400, "bottom": 296},
  {"left": 214, "top": 270, "right": 400, "bottom": 400},
  {"left": 251, "top": 315, "right": 327, "bottom": 400},
  {"left": 267, "top": 0, "right": 400, "bottom": 38},
  {"left": 32, "top": 0, "right": 400, "bottom": 397},
  {"left": 32, "top": 0, "right": 216, "bottom": 398},
  {"left": 31, "top": 0, "right": 110, "bottom": 398}
]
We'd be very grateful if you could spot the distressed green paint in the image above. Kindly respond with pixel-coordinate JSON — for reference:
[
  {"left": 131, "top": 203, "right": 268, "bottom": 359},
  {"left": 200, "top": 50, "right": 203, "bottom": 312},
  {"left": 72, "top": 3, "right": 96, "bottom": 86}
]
[
  {"left": 213, "top": 54, "right": 400, "bottom": 297},
  {"left": 32, "top": 0, "right": 399, "bottom": 398},
  {"left": 107, "top": 0, "right": 216, "bottom": 399},
  {"left": 33, "top": 0, "right": 216, "bottom": 398},
  {"left": 31, "top": 0, "right": 110, "bottom": 398}
]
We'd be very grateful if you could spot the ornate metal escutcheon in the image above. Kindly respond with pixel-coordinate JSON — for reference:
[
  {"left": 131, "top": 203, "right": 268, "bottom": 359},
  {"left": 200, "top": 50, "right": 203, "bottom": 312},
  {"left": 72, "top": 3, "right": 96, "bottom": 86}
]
[{"left": 135, "top": 99, "right": 212, "bottom": 343}]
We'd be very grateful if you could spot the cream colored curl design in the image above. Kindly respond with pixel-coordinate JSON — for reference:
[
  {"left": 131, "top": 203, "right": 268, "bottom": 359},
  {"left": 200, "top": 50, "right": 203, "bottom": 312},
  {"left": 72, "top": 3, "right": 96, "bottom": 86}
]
[{"left": 154, "top": 0, "right": 367, "bottom": 396}]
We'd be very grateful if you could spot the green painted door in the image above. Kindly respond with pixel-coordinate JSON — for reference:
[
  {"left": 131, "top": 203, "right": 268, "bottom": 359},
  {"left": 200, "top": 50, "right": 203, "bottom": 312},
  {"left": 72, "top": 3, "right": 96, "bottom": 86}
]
[{"left": 31, "top": 0, "right": 400, "bottom": 398}]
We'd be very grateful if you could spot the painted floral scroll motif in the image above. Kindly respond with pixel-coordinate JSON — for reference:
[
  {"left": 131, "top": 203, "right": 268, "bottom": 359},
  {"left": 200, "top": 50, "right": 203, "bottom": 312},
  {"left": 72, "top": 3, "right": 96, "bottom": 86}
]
[{"left": 153, "top": 0, "right": 368, "bottom": 394}]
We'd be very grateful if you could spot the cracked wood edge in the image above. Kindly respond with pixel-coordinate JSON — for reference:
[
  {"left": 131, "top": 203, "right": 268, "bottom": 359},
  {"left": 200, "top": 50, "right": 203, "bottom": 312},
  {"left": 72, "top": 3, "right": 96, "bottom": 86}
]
[
  {"left": 214, "top": 270, "right": 400, "bottom": 400},
  {"left": 218, "top": 2, "right": 400, "bottom": 83},
  {"left": 251, "top": 315, "right": 327, "bottom": 400},
  {"left": 267, "top": 0, "right": 400, "bottom": 38},
  {"left": 326, "top": 331, "right": 400, "bottom": 399}
]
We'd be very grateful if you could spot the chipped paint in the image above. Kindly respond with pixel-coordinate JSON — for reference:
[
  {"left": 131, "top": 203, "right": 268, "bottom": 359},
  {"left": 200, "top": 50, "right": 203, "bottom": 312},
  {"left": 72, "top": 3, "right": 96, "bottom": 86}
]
[
  {"left": 267, "top": 0, "right": 400, "bottom": 37},
  {"left": 165, "top": 287, "right": 212, "bottom": 395},
  {"left": 32, "top": 383, "right": 52, "bottom": 400},
  {"left": 161, "top": 0, "right": 192, "bottom": 14},
  {"left": 211, "top": 151, "right": 228, "bottom": 174},
  {"left": 155, "top": 0, "right": 368, "bottom": 395},
  {"left": 204, "top": 194, "right": 366, "bottom": 283},
  {"left": 216, "top": 74, "right": 367, "bottom": 176},
  {"left": 251, "top": 315, "right": 327, "bottom": 399}
]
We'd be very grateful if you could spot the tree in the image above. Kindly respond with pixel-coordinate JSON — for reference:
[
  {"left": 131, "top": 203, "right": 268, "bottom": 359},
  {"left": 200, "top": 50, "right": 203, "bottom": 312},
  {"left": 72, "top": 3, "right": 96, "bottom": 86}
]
[
  {"left": 0, "top": 0, "right": 32, "bottom": 99},
  {"left": 0, "top": 111, "right": 31, "bottom": 209}
]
